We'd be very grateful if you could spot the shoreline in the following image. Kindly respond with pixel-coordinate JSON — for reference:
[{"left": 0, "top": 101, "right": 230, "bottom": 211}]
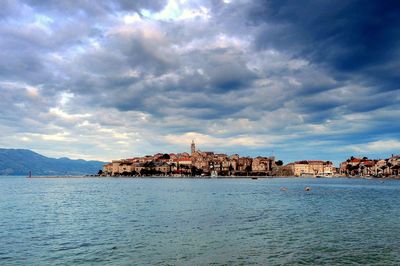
[{"left": 26, "top": 175, "right": 400, "bottom": 179}]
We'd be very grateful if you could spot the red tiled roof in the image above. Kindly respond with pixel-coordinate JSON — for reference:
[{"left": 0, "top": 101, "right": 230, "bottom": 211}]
[
  {"left": 363, "top": 161, "right": 376, "bottom": 167},
  {"left": 175, "top": 158, "right": 192, "bottom": 162}
]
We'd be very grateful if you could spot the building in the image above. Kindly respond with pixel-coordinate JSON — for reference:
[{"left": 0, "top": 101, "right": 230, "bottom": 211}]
[
  {"left": 252, "top": 157, "right": 272, "bottom": 173},
  {"left": 101, "top": 141, "right": 285, "bottom": 177},
  {"left": 102, "top": 163, "right": 113, "bottom": 175},
  {"left": 191, "top": 140, "right": 196, "bottom": 155},
  {"left": 154, "top": 162, "right": 170, "bottom": 174},
  {"left": 237, "top": 157, "right": 252, "bottom": 172},
  {"left": 289, "top": 160, "right": 333, "bottom": 176},
  {"left": 339, "top": 155, "right": 400, "bottom": 177}
]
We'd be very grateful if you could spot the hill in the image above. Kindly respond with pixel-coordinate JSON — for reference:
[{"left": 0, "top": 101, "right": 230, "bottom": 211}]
[{"left": 0, "top": 149, "right": 106, "bottom": 176}]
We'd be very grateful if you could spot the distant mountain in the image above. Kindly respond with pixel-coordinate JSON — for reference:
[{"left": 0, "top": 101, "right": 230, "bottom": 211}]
[{"left": 0, "top": 149, "right": 106, "bottom": 176}]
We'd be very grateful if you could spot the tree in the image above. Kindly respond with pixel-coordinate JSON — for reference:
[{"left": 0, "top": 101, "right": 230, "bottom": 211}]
[
  {"left": 130, "top": 171, "right": 138, "bottom": 176},
  {"left": 380, "top": 165, "right": 387, "bottom": 176},
  {"left": 144, "top": 161, "right": 155, "bottom": 168},
  {"left": 387, "top": 162, "right": 393, "bottom": 175},
  {"left": 229, "top": 164, "right": 234, "bottom": 174},
  {"left": 180, "top": 164, "right": 189, "bottom": 170},
  {"left": 97, "top": 169, "right": 103, "bottom": 175},
  {"left": 245, "top": 165, "right": 252, "bottom": 176},
  {"left": 191, "top": 166, "right": 203, "bottom": 176},
  {"left": 391, "top": 165, "right": 399, "bottom": 176},
  {"left": 191, "top": 166, "right": 197, "bottom": 176},
  {"left": 365, "top": 165, "right": 372, "bottom": 176},
  {"left": 346, "top": 164, "right": 352, "bottom": 175},
  {"left": 162, "top": 153, "right": 170, "bottom": 159},
  {"left": 140, "top": 168, "right": 147, "bottom": 176},
  {"left": 360, "top": 165, "right": 365, "bottom": 176},
  {"left": 275, "top": 160, "right": 283, "bottom": 166}
]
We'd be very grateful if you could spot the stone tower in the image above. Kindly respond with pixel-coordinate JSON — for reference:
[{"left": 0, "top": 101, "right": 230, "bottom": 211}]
[{"left": 191, "top": 140, "right": 196, "bottom": 155}]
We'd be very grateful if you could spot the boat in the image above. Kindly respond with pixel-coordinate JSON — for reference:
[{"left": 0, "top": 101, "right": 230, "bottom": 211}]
[
  {"left": 27, "top": 171, "right": 32, "bottom": 178},
  {"left": 251, "top": 177, "right": 258, "bottom": 180},
  {"left": 316, "top": 172, "right": 334, "bottom": 178},
  {"left": 211, "top": 170, "right": 218, "bottom": 178}
]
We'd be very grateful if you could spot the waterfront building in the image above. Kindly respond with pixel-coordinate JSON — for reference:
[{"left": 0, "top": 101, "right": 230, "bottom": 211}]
[
  {"left": 359, "top": 160, "right": 378, "bottom": 176},
  {"left": 112, "top": 160, "right": 122, "bottom": 176},
  {"left": 339, "top": 155, "right": 400, "bottom": 177},
  {"left": 101, "top": 141, "right": 279, "bottom": 177},
  {"left": 289, "top": 160, "right": 333, "bottom": 176},
  {"left": 215, "top": 153, "right": 228, "bottom": 161},
  {"left": 229, "top": 154, "right": 239, "bottom": 160},
  {"left": 388, "top": 155, "right": 400, "bottom": 176},
  {"left": 154, "top": 162, "right": 170, "bottom": 174},
  {"left": 118, "top": 160, "right": 133, "bottom": 174},
  {"left": 192, "top": 155, "right": 210, "bottom": 173},
  {"left": 237, "top": 157, "right": 252, "bottom": 172},
  {"left": 174, "top": 157, "right": 192, "bottom": 166},
  {"left": 252, "top": 157, "right": 273, "bottom": 173},
  {"left": 103, "top": 163, "right": 113, "bottom": 176}
]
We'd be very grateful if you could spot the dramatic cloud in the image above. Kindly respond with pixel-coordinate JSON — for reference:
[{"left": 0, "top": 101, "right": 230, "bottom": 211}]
[{"left": 0, "top": 0, "right": 399, "bottom": 164}]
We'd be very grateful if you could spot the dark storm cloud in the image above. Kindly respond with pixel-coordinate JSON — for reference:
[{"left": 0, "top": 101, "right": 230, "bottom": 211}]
[
  {"left": 207, "top": 60, "right": 256, "bottom": 92},
  {"left": 25, "top": 0, "right": 167, "bottom": 15},
  {"left": 251, "top": 0, "right": 400, "bottom": 83},
  {"left": 231, "top": 0, "right": 400, "bottom": 134},
  {"left": 117, "top": 0, "right": 167, "bottom": 12}
]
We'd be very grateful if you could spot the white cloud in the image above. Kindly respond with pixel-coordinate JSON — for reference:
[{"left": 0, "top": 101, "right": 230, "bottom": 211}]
[
  {"left": 348, "top": 140, "right": 400, "bottom": 153},
  {"left": 49, "top": 107, "right": 91, "bottom": 121},
  {"left": 59, "top": 91, "right": 74, "bottom": 106}
]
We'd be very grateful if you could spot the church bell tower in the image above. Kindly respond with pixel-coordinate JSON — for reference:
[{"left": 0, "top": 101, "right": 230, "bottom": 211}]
[{"left": 191, "top": 140, "right": 196, "bottom": 155}]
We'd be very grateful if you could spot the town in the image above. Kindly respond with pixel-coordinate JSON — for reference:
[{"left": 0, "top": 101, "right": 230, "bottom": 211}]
[{"left": 101, "top": 141, "right": 399, "bottom": 178}]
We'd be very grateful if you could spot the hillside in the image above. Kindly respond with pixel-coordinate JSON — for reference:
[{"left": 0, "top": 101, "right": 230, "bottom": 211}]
[{"left": 0, "top": 149, "right": 106, "bottom": 176}]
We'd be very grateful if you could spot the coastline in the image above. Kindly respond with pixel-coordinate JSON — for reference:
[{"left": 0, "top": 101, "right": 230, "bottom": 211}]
[{"left": 27, "top": 175, "right": 400, "bottom": 179}]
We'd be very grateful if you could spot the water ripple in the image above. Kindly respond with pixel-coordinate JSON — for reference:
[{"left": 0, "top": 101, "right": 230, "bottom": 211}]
[{"left": 1, "top": 177, "right": 400, "bottom": 265}]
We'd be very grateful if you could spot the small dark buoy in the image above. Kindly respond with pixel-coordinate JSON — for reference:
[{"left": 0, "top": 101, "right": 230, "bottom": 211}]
[
  {"left": 305, "top": 186, "right": 311, "bottom": 191},
  {"left": 112, "top": 246, "right": 117, "bottom": 250}
]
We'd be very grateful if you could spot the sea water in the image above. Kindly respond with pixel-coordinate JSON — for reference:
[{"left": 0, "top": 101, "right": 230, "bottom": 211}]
[{"left": 1, "top": 177, "right": 400, "bottom": 265}]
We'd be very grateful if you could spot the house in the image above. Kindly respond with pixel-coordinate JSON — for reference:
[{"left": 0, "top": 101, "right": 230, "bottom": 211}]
[{"left": 290, "top": 160, "right": 333, "bottom": 176}]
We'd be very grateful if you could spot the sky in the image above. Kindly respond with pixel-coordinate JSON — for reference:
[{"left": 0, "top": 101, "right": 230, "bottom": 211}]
[{"left": 0, "top": 0, "right": 399, "bottom": 165}]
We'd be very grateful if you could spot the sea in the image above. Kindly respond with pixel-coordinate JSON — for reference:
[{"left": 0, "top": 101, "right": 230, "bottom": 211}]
[{"left": 1, "top": 177, "right": 400, "bottom": 265}]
